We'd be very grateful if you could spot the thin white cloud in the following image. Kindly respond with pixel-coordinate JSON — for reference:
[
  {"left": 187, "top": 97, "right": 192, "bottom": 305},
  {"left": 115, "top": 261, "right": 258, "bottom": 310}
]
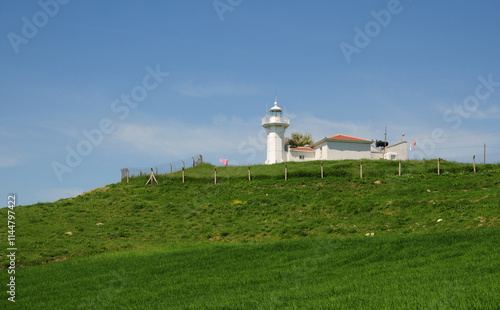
[
  {"left": 405, "top": 126, "right": 500, "bottom": 162},
  {"left": 110, "top": 121, "right": 255, "bottom": 159},
  {"left": 0, "top": 127, "right": 21, "bottom": 167},
  {"left": 434, "top": 101, "right": 500, "bottom": 120},
  {"left": 172, "top": 79, "right": 261, "bottom": 97},
  {"left": 0, "top": 127, "right": 18, "bottom": 139},
  {"left": 106, "top": 113, "right": 383, "bottom": 164},
  {"left": 211, "top": 114, "right": 257, "bottom": 126},
  {"left": 103, "top": 111, "right": 500, "bottom": 165},
  {"left": 49, "top": 126, "right": 83, "bottom": 140},
  {"left": 0, "top": 155, "right": 20, "bottom": 167},
  {"left": 37, "top": 188, "right": 86, "bottom": 203},
  {"left": 473, "top": 104, "right": 500, "bottom": 120},
  {"left": 291, "top": 114, "right": 374, "bottom": 142}
]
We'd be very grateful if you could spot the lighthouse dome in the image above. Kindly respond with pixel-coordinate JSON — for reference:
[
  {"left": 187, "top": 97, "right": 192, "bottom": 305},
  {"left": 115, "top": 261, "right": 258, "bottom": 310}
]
[{"left": 269, "top": 100, "right": 282, "bottom": 112}]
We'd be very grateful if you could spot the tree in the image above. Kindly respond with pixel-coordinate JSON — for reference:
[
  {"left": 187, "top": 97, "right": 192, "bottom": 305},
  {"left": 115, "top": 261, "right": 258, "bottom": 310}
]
[{"left": 286, "top": 132, "right": 313, "bottom": 147}]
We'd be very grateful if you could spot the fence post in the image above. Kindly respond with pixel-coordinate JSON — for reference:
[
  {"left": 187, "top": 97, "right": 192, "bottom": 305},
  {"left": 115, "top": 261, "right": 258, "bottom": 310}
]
[
  {"left": 170, "top": 163, "right": 172, "bottom": 174},
  {"left": 139, "top": 169, "right": 142, "bottom": 176},
  {"left": 399, "top": 160, "right": 401, "bottom": 176},
  {"left": 146, "top": 168, "right": 158, "bottom": 186},
  {"left": 360, "top": 160, "right": 363, "bottom": 178},
  {"left": 473, "top": 155, "right": 476, "bottom": 173},
  {"left": 182, "top": 167, "right": 185, "bottom": 183},
  {"left": 126, "top": 169, "right": 129, "bottom": 183},
  {"left": 214, "top": 167, "right": 217, "bottom": 184},
  {"left": 248, "top": 165, "right": 251, "bottom": 181},
  {"left": 192, "top": 157, "right": 195, "bottom": 168},
  {"left": 155, "top": 166, "right": 158, "bottom": 175},
  {"left": 321, "top": 162, "right": 324, "bottom": 178},
  {"left": 182, "top": 161, "right": 185, "bottom": 169},
  {"left": 437, "top": 158, "right": 440, "bottom": 175},
  {"left": 200, "top": 154, "right": 203, "bottom": 163},
  {"left": 120, "top": 169, "right": 123, "bottom": 182},
  {"left": 285, "top": 164, "right": 288, "bottom": 181}
]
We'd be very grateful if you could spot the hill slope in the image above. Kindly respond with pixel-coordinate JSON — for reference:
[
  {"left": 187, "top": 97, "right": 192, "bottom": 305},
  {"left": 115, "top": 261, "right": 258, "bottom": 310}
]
[{"left": 2, "top": 159, "right": 499, "bottom": 267}]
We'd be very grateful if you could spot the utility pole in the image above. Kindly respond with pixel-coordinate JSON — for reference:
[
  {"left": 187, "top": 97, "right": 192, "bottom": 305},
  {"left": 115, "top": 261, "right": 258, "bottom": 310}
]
[{"left": 384, "top": 127, "right": 387, "bottom": 155}]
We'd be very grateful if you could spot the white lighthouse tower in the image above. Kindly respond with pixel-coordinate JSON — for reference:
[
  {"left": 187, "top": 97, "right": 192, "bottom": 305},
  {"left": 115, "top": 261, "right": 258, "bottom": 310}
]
[{"left": 262, "top": 97, "right": 290, "bottom": 164}]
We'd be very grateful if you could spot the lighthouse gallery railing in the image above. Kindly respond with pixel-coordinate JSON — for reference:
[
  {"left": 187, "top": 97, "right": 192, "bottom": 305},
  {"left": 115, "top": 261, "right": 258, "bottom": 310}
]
[{"left": 262, "top": 115, "right": 290, "bottom": 126}]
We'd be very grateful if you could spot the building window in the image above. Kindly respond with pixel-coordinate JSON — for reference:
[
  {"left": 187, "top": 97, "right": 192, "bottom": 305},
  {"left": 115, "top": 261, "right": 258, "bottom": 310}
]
[{"left": 299, "top": 155, "right": 305, "bottom": 160}]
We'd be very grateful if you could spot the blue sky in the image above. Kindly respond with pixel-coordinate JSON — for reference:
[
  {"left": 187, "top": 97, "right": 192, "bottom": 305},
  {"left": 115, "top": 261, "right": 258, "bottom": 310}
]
[{"left": 1, "top": 0, "right": 499, "bottom": 206}]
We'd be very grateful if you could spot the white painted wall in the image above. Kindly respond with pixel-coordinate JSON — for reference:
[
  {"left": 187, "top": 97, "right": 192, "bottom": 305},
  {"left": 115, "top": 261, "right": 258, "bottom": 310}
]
[
  {"left": 264, "top": 124, "right": 287, "bottom": 164},
  {"left": 315, "top": 148, "right": 322, "bottom": 160},
  {"left": 321, "top": 145, "right": 328, "bottom": 159},
  {"left": 386, "top": 141, "right": 408, "bottom": 160},
  {"left": 371, "top": 147, "right": 384, "bottom": 159},
  {"left": 287, "top": 150, "right": 316, "bottom": 162},
  {"left": 319, "top": 141, "right": 372, "bottom": 160},
  {"left": 384, "top": 152, "right": 398, "bottom": 160}
]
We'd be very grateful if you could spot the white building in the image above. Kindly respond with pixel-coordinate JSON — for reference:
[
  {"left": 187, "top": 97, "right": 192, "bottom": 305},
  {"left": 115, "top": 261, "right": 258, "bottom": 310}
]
[
  {"left": 262, "top": 99, "right": 289, "bottom": 164},
  {"left": 371, "top": 140, "right": 408, "bottom": 161},
  {"left": 262, "top": 101, "right": 407, "bottom": 164}
]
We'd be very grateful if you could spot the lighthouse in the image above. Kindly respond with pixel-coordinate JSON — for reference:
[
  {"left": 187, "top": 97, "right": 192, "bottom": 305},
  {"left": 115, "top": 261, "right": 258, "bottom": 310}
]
[{"left": 262, "top": 97, "right": 290, "bottom": 164}]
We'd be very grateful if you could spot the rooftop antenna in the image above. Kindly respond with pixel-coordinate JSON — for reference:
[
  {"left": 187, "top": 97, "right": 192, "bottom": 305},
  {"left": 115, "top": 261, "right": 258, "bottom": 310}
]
[{"left": 384, "top": 127, "right": 387, "bottom": 154}]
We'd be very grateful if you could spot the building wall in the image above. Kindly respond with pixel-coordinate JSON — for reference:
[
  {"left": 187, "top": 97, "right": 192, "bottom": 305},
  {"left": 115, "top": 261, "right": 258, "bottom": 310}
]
[
  {"left": 371, "top": 147, "right": 384, "bottom": 159},
  {"left": 383, "top": 152, "right": 398, "bottom": 160},
  {"left": 314, "top": 147, "right": 321, "bottom": 160},
  {"left": 386, "top": 141, "right": 408, "bottom": 160},
  {"left": 321, "top": 141, "right": 372, "bottom": 160},
  {"left": 322, "top": 146, "right": 328, "bottom": 159},
  {"left": 287, "top": 150, "right": 316, "bottom": 162}
]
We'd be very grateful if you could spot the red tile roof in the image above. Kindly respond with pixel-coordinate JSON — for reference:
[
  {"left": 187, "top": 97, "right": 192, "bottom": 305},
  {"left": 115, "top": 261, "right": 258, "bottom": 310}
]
[
  {"left": 291, "top": 146, "right": 314, "bottom": 151},
  {"left": 327, "top": 134, "right": 372, "bottom": 142}
]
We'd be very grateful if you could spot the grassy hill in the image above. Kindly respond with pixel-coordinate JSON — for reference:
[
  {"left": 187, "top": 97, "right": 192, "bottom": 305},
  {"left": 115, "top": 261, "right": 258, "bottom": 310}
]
[
  {"left": 2, "top": 159, "right": 499, "bottom": 267},
  {"left": 1, "top": 159, "right": 499, "bottom": 309}
]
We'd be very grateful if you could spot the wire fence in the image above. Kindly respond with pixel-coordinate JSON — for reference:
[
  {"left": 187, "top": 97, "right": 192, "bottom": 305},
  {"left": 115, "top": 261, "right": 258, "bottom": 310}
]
[{"left": 120, "top": 155, "right": 203, "bottom": 181}]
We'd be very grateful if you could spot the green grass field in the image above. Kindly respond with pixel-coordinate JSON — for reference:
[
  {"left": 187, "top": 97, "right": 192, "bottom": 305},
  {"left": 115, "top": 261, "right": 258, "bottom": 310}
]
[
  {"left": 1, "top": 160, "right": 499, "bottom": 308},
  {"left": 8, "top": 230, "right": 500, "bottom": 309}
]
